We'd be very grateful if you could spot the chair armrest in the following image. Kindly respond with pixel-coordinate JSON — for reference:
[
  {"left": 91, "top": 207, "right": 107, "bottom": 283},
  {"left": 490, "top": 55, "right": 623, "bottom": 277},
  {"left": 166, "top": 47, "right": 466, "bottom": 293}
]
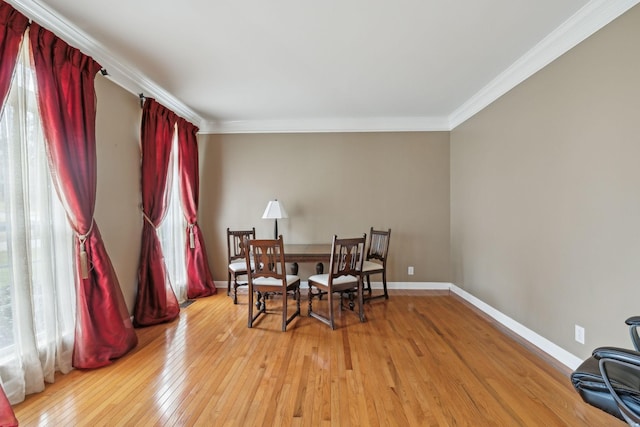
[
  {"left": 593, "top": 347, "right": 640, "bottom": 425},
  {"left": 593, "top": 347, "right": 640, "bottom": 365},
  {"left": 626, "top": 317, "right": 640, "bottom": 352},
  {"left": 625, "top": 316, "right": 640, "bottom": 326}
]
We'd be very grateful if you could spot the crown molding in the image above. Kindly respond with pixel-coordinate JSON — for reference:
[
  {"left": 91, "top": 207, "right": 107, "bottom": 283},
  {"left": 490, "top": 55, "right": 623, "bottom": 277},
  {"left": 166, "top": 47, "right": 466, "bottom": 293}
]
[
  {"left": 199, "top": 116, "right": 450, "bottom": 134},
  {"left": 448, "top": 0, "right": 640, "bottom": 130},
  {"left": 7, "top": 0, "right": 639, "bottom": 134},
  {"left": 7, "top": 0, "right": 205, "bottom": 128}
]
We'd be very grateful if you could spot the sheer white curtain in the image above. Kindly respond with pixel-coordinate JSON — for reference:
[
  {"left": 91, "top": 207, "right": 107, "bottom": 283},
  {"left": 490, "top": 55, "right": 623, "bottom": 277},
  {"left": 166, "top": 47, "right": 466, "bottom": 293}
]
[
  {"left": 159, "top": 128, "right": 187, "bottom": 304},
  {"left": 0, "top": 34, "right": 75, "bottom": 404}
]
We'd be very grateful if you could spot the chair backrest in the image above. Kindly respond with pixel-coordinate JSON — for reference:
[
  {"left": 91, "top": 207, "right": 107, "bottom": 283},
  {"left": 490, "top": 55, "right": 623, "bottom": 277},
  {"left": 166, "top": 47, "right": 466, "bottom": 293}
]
[
  {"left": 227, "top": 227, "right": 256, "bottom": 264},
  {"left": 245, "top": 236, "right": 287, "bottom": 285},
  {"left": 366, "top": 228, "right": 391, "bottom": 265},
  {"left": 327, "top": 234, "right": 366, "bottom": 281}
]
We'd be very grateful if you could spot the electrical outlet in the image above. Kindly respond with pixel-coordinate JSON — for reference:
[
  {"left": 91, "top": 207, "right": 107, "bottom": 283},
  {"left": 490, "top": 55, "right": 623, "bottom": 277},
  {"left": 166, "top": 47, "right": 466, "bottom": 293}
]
[
  {"left": 575, "top": 325, "right": 585, "bottom": 344},
  {"left": 408, "top": 266, "right": 414, "bottom": 275}
]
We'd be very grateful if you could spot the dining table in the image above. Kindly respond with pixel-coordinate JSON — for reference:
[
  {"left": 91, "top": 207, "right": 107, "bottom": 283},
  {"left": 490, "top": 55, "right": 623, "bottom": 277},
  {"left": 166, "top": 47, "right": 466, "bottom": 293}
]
[
  {"left": 283, "top": 243, "right": 332, "bottom": 275},
  {"left": 284, "top": 242, "right": 371, "bottom": 307}
]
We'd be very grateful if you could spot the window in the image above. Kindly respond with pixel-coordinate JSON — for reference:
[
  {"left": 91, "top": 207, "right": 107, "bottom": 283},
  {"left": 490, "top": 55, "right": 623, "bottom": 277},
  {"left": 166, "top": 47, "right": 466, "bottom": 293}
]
[
  {"left": 0, "top": 35, "right": 75, "bottom": 402},
  {"left": 158, "top": 128, "right": 187, "bottom": 303}
]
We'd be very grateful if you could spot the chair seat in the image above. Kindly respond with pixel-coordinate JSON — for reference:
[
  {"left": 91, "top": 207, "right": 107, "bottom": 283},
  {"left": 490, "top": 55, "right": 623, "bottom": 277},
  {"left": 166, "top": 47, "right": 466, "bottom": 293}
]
[
  {"left": 361, "top": 260, "right": 383, "bottom": 273},
  {"left": 228, "top": 261, "right": 247, "bottom": 273},
  {"left": 229, "top": 260, "right": 255, "bottom": 273},
  {"left": 308, "top": 273, "right": 359, "bottom": 286},
  {"left": 254, "top": 275, "right": 300, "bottom": 287}
]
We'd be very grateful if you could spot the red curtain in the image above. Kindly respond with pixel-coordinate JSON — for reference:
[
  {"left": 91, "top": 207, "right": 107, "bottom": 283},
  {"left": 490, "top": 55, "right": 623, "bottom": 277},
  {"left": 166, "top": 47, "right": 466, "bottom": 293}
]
[
  {"left": 0, "top": 2, "right": 27, "bottom": 423},
  {"left": 134, "top": 98, "right": 180, "bottom": 326},
  {"left": 177, "top": 118, "right": 216, "bottom": 298},
  {"left": 0, "top": 386, "right": 17, "bottom": 427},
  {"left": 0, "top": 1, "right": 27, "bottom": 112},
  {"left": 30, "top": 23, "right": 137, "bottom": 368}
]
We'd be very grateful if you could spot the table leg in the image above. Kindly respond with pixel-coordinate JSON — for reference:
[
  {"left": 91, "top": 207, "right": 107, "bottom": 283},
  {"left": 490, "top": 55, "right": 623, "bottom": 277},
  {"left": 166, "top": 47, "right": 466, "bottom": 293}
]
[{"left": 291, "top": 262, "right": 321, "bottom": 275}]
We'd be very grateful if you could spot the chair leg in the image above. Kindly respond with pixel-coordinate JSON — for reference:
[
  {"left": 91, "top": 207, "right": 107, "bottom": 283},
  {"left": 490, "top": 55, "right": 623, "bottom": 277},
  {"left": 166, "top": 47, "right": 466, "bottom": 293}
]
[
  {"left": 328, "top": 289, "right": 335, "bottom": 330},
  {"left": 382, "top": 270, "right": 388, "bottom": 300},
  {"left": 282, "top": 289, "right": 288, "bottom": 332},
  {"left": 282, "top": 287, "right": 301, "bottom": 331},
  {"left": 227, "top": 272, "right": 232, "bottom": 296},
  {"left": 347, "top": 292, "right": 355, "bottom": 310},
  {"left": 257, "top": 292, "right": 265, "bottom": 312},
  {"left": 248, "top": 286, "right": 254, "bottom": 328},
  {"left": 233, "top": 280, "right": 239, "bottom": 305},
  {"left": 364, "top": 272, "right": 389, "bottom": 301},
  {"left": 358, "top": 279, "right": 365, "bottom": 323},
  {"left": 308, "top": 284, "right": 314, "bottom": 316},
  {"left": 365, "top": 274, "right": 372, "bottom": 295}
]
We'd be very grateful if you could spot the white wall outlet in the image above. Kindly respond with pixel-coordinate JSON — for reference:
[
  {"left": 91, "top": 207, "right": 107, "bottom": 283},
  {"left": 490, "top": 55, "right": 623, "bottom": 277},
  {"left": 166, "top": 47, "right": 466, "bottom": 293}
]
[
  {"left": 408, "top": 266, "right": 414, "bottom": 275},
  {"left": 575, "top": 324, "right": 585, "bottom": 344}
]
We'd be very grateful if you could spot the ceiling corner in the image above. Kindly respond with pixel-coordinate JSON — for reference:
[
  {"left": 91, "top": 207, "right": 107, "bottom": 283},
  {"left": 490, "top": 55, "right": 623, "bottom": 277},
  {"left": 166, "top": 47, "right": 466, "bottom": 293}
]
[{"left": 448, "top": 0, "right": 640, "bottom": 130}]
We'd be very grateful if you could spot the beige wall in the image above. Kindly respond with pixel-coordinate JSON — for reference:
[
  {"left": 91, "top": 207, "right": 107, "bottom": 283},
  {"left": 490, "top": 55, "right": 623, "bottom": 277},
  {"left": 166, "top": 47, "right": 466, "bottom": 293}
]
[
  {"left": 198, "top": 132, "right": 451, "bottom": 285},
  {"left": 94, "top": 75, "right": 142, "bottom": 312},
  {"left": 90, "top": 83, "right": 452, "bottom": 312},
  {"left": 450, "top": 5, "right": 640, "bottom": 359}
]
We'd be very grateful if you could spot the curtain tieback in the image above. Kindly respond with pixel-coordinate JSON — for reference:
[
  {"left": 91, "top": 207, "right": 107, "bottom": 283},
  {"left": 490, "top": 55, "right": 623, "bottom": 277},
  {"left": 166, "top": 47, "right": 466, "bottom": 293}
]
[
  {"left": 188, "top": 222, "right": 196, "bottom": 249},
  {"left": 76, "top": 219, "right": 95, "bottom": 279},
  {"left": 142, "top": 211, "right": 155, "bottom": 228}
]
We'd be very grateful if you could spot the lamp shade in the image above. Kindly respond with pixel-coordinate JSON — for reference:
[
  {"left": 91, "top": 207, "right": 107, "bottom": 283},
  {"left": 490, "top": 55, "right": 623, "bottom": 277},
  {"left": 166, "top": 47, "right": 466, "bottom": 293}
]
[{"left": 262, "top": 200, "right": 288, "bottom": 219}]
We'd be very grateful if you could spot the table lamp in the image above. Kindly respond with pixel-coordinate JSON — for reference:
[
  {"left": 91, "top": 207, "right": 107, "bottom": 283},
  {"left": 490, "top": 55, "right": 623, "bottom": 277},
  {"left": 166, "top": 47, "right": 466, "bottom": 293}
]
[{"left": 262, "top": 199, "right": 288, "bottom": 239}]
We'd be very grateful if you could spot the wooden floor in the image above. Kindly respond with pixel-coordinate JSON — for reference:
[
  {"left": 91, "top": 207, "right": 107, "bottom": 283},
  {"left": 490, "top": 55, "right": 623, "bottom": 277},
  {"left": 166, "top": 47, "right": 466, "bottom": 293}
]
[{"left": 13, "top": 290, "right": 621, "bottom": 426}]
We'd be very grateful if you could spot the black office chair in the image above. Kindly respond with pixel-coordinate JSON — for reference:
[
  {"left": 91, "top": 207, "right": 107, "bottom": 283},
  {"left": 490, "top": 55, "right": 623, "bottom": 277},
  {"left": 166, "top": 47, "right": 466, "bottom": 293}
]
[{"left": 571, "top": 316, "right": 640, "bottom": 426}]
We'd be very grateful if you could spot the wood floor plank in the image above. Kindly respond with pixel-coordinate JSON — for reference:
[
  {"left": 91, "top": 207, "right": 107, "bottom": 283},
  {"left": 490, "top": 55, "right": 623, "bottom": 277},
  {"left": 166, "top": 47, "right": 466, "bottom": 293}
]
[{"left": 11, "top": 290, "right": 624, "bottom": 426}]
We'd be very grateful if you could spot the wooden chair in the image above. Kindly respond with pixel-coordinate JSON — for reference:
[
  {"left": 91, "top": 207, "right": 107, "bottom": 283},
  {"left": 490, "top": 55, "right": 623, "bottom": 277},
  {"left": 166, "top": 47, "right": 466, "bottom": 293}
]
[
  {"left": 362, "top": 228, "right": 391, "bottom": 300},
  {"left": 227, "top": 227, "right": 255, "bottom": 304},
  {"left": 308, "top": 235, "right": 366, "bottom": 330},
  {"left": 245, "top": 236, "right": 301, "bottom": 331}
]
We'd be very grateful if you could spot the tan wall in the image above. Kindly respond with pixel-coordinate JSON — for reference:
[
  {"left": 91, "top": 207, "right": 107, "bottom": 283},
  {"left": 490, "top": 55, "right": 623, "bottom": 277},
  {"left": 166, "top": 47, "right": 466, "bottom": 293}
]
[
  {"left": 94, "top": 75, "right": 142, "bottom": 312},
  {"left": 90, "top": 82, "right": 452, "bottom": 312},
  {"left": 450, "top": 5, "right": 640, "bottom": 359},
  {"left": 198, "top": 132, "right": 451, "bottom": 285}
]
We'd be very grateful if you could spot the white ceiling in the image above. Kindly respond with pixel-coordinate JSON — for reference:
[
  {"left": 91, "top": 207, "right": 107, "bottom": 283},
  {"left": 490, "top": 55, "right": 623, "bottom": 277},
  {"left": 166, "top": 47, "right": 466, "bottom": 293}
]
[{"left": 8, "top": 0, "right": 640, "bottom": 133}]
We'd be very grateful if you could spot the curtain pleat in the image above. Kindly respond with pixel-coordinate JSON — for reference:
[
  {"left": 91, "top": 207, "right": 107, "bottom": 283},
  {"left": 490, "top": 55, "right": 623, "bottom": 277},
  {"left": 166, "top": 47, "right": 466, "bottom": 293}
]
[
  {"left": 0, "top": 2, "right": 28, "bottom": 423},
  {"left": 30, "top": 23, "right": 137, "bottom": 368},
  {"left": 134, "top": 98, "right": 180, "bottom": 326},
  {"left": 176, "top": 118, "right": 216, "bottom": 298},
  {"left": 0, "top": 0, "right": 27, "bottom": 113}
]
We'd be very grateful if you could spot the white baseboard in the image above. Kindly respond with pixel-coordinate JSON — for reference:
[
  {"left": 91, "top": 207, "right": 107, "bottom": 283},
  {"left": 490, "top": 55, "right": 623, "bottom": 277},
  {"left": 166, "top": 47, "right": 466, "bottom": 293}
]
[
  {"left": 382, "top": 281, "right": 451, "bottom": 291},
  {"left": 214, "top": 279, "right": 582, "bottom": 370},
  {"left": 298, "top": 281, "right": 451, "bottom": 290},
  {"left": 449, "top": 284, "right": 583, "bottom": 370},
  {"left": 215, "top": 280, "right": 450, "bottom": 291}
]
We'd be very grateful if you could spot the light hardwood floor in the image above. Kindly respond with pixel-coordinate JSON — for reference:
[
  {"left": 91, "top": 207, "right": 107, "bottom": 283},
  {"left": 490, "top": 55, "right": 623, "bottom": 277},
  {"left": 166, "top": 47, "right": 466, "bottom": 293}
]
[{"left": 13, "top": 290, "right": 621, "bottom": 426}]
